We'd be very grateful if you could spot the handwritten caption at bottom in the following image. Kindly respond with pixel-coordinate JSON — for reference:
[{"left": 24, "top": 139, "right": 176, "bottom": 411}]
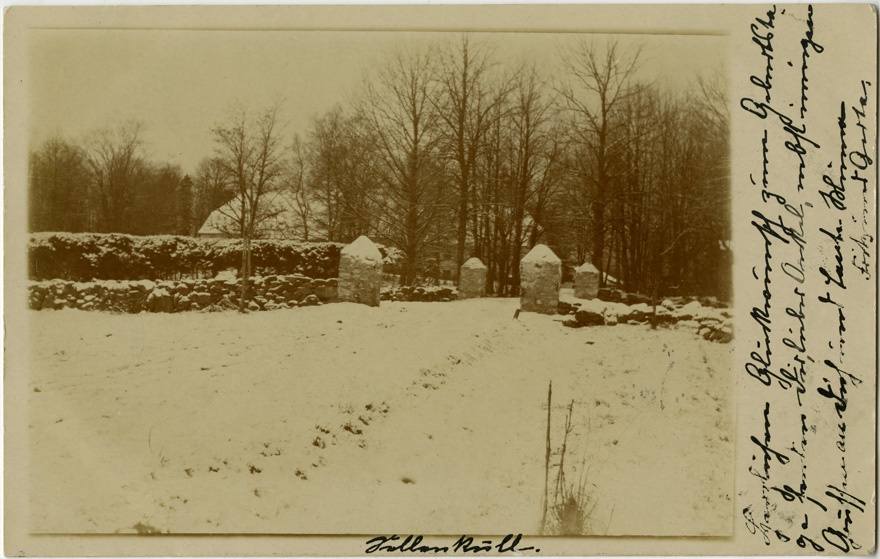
[{"left": 365, "top": 534, "right": 539, "bottom": 555}]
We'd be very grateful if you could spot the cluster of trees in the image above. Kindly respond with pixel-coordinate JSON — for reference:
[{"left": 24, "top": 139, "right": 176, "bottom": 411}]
[
  {"left": 29, "top": 36, "right": 730, "bottom": 298},
  {"left": 285, "top": 37, "right": 730, "bottom": 296},
  {"left": 30, "top": 122, "right": 204, "bottom": 237},
  {"left": 31, "top": 123, "right": 190, "bottom": 236}
]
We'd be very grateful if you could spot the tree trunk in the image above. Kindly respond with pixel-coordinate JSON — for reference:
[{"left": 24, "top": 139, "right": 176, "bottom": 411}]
[
  {"left": 239, "top": 236, "right": 249, "bottom": 313},
  {"left": 455, "top": 175, "right": 469, "bottom": 284}
]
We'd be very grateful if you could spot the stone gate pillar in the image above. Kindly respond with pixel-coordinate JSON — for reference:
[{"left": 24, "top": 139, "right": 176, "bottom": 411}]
[
  {"left": 574, "top": 262, "right": 601, "bottom": 299},
  {"left": 458, "top": 257, "right": 487, "bottom": 299},
  {"left": 519, "top": 244, "right": 561, "bottom": 314},
  {"left": 337, "top": 236, "right": 383, "bottom": 307}
]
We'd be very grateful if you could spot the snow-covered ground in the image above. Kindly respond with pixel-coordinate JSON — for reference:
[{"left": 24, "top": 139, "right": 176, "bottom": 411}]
[{"left": 28, "top": 298, "right": 733, "bottom": 536}]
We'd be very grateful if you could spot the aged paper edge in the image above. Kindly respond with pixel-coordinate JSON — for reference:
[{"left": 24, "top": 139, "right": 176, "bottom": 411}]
[{"left": 4, "top": 3, "right": 877, "bottom": 557}]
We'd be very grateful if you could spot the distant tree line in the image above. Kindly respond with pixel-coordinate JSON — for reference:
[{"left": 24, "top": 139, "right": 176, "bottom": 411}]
[
  {"left": 30, "top": 122, "right": 199, "bottom": 237},
  {"left": 29, "top": 36, "right": 730, "bottom": 298}
]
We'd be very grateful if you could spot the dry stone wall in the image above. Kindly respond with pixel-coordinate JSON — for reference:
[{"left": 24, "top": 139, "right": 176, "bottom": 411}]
[
  {"left": 27, "top": 275, "right": 338, "bottom": 313},
  {"left": 380, "top": 285, "right": 457, "bottom": 302},
  {"left": 558, "top": 297, "right": 734, "bottom": 343}
]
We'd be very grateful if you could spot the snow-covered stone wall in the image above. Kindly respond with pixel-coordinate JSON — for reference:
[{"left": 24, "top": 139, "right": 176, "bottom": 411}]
[
  {"left": 519, "top": 244, "right": 561, "bottom": 314},
  {"left": 27, "top": 275, "right": 337, "bottom": 313},
  {"left": 557, "top": 296, "right": 734, "bottom": 343},
  {"left": 337, "top": 236, "right": 383, "bottom": 307},
  {"left": 381, "top": 285, "right": 457, "bottom": 302},
  {"left": 458, "top": 257, "right": 487, "bottom": 300}
]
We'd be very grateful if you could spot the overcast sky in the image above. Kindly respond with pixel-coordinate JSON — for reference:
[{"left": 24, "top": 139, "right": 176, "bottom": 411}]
[{"left": 29, "top": 29, "right": 726, "bottom": 175}]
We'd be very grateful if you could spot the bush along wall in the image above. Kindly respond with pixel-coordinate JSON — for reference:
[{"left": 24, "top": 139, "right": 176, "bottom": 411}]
[
  {"left": 28, "top": 232, "right": 347, "bottom": 281},
  {"left": 28, "top": 275, "right": 338, "bottom": 313}
]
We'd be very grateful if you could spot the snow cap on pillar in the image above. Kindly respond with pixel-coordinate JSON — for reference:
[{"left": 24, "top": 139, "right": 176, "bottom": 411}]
[
  {"left": 340, "top": 235, "right": 383, "bottom": 263},
  {"left": 521, "top": 244, "right": 561, "bottom": 264},
  {"left": 461, "top": 257, "right": 487, "bottom": 270},
  {"left": 576, "top": 262, "right": 599, "bottom": 274},
  {"left": 458, "top": 257, "right": 487, "bottom": 300},
  {"left": 519, "top": 244, "right": 561, "bottom": 314},
  {"left": 338, "top": 235, "right": 383, "bottom": 307}
]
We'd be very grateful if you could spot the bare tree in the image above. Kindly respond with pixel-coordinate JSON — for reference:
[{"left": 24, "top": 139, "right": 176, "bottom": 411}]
[
  {"left": 84, "top": 121, "right": 146, "bottom": 233},
  {"left": 192, "top": 156, "right": 235, "bottom": 235},
  {"left": 613, "top": 83, "right": 659, "bottom": 290},
  {"left": 695, "top": 71, "right": 730, "bottom": 136},
  {"left": 508, "top": 66, "right": 563, "bottom": 292},
  {"left": 29, "top": 136, "right": 90, "bottom": 232},
  {"left": 303, "top": 106, "right": 377, "bottom": 242},
  {"left": 358, "top": 47, "right": 450, "bottom": 285},
  {"left": 33, "top": 127, "right": 199, "bottom": 236},
  {"left": 284, "top": 135, "right": 314, "bottom": 241},
  {"left": 558, "top": 40, "right": 642, "bottom": 286},
  {"left": 128, "top": 161, "right": 184, "bottom": 235},
  {"left": 433, "top": 35, "right": 510, "bottom": 282},
  {"left": 598, "top": 81, "right": 730, "bottom": 298},
  {"left": 177, "top": 174, "right": 194, "bottom": 236},
  {"left": 211, "top": 102, "right": 285, "bottom": 312}
]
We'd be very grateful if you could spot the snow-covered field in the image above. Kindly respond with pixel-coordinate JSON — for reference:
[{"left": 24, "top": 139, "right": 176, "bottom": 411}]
[{"left": 28, "top": 297, "right": 733, "bottom": 536}]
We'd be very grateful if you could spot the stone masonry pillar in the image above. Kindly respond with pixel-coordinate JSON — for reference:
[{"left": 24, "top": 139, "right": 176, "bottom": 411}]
[
  {"left": 337, "top": 236, "right": 383, "bottom": 307},
  {"left": 458, "top": 257, "right": 487, "bottom": 299},
  {"left": 519, "top": 244, "right": 561, "bottom": 314},
  {"left": 573, "top": 262, "right": 600, "bottom": 299}
]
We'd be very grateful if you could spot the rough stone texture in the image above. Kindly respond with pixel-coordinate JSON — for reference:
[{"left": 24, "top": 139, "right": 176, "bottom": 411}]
[
  {"left": 337, "top": 236, "right": 383, "bottom": 307},
  {"left": 300, "top": 294, "right": 321, "bottom": 307},
  {"left": 458, "top": 257, "right": 487, "bottom": 300},
  {"left": 519, "top": 244, "right": 561, "bottom": 315},
  {"left": 133, "top": 280, "right": 156, "bottom": 293},
  {"left": 146, "top": 288, "right": 173, "bottom": 313},
  {"left": 574, "top": 308, "right": 604, "bottom": 326},
  {"left": 597, "top": 287, "right": 626, "bottom": 302},
  {"left": 382, "top": 286, "right": 457, "bottom": 302},
  {"left": 559, "top": 296, "right": 733, "bottom": 343},
  {"left": 27, "top": 275, "right": 338, "bottom": 314},
  {"left": 573, "top": 262, "right": 600, "bottom": 299}
]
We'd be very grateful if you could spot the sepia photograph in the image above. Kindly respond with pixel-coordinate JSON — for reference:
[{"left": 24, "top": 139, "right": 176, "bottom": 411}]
[
  {"left": 21, "top": 26, "right": 736, "bottom": 538},
  {"left": 8, "top": 4, "right": 874, "bottom": 555}
]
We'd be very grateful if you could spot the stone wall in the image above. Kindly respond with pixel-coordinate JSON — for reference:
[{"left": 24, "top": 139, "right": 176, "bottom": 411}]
[
  {"left": 27, "top": 275, "right": 337, "bottom": 313},
  {"left": 381, "top": 285, "right": 458, "bottom": 302},
  {"left": 558, "top": 297, "right": 734, "bottom": 343}
]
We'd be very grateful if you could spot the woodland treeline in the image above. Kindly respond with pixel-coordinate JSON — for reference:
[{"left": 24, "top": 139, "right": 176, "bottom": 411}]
[{"left": 29, "top": 37, "right": 730, "bottom": 298}]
